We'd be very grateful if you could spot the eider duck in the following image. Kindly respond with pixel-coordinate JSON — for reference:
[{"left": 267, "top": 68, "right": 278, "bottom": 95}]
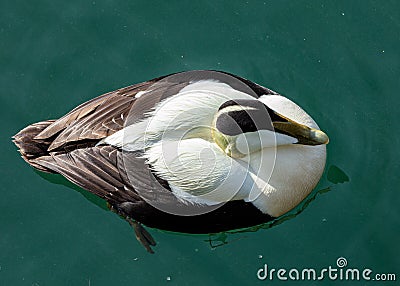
[{"left": 13, "top": 70, "right": 329, "bottom": 253}]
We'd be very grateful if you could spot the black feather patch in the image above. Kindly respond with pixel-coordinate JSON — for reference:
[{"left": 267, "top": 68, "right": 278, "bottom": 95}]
[{"left": 216, "top": 99, "right": 285, "bottom": 136}]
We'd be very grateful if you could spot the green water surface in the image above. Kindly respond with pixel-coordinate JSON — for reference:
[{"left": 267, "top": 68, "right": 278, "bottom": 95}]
[{"left": 1, "top": 1, "right": 399, "bottom": 285}]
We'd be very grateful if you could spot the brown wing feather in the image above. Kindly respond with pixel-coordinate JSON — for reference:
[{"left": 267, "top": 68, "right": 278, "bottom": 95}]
[
  {"left": 32, "top": 145, "right": 141, "bottom": 205},
  {"left": 34, "top": 81, "right": 157, "bottom": 151}
]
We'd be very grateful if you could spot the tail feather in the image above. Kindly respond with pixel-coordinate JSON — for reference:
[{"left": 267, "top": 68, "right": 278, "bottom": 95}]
[{"left": 13, "top": 120, "right": 56, "bottom": 173}]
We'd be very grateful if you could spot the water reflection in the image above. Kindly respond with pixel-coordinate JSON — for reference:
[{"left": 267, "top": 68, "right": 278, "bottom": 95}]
[
  {"left": 327, "top": 165, "right": 350, "bottom": 184},
  {"left": 35, "top": 170, "right": 108, "bottom": 211}
]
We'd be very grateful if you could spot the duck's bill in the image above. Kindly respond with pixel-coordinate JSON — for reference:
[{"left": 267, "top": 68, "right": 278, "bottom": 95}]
[{"left": 273, "top": 120, "right": 329, "bottom": 146}]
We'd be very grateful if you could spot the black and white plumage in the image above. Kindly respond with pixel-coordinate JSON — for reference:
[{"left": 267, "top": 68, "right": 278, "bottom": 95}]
[{"left": 13, "top": 70, "right": 328, "bottom": 253}]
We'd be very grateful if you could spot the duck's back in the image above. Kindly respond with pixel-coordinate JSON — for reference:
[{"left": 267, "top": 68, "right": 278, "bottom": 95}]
[{"left": 13, "top": 71, "right": 277, "bottom": 237}]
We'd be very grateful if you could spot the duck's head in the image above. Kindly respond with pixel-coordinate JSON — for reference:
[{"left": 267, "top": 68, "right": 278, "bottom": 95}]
[{"left": 212, "top": 96, "right": 329, "bottom": 158}]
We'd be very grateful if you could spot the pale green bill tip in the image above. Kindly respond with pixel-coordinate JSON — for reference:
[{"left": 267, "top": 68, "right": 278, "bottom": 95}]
[{"left": 311, "top": 129, "right": 329, "bottom": 145}]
